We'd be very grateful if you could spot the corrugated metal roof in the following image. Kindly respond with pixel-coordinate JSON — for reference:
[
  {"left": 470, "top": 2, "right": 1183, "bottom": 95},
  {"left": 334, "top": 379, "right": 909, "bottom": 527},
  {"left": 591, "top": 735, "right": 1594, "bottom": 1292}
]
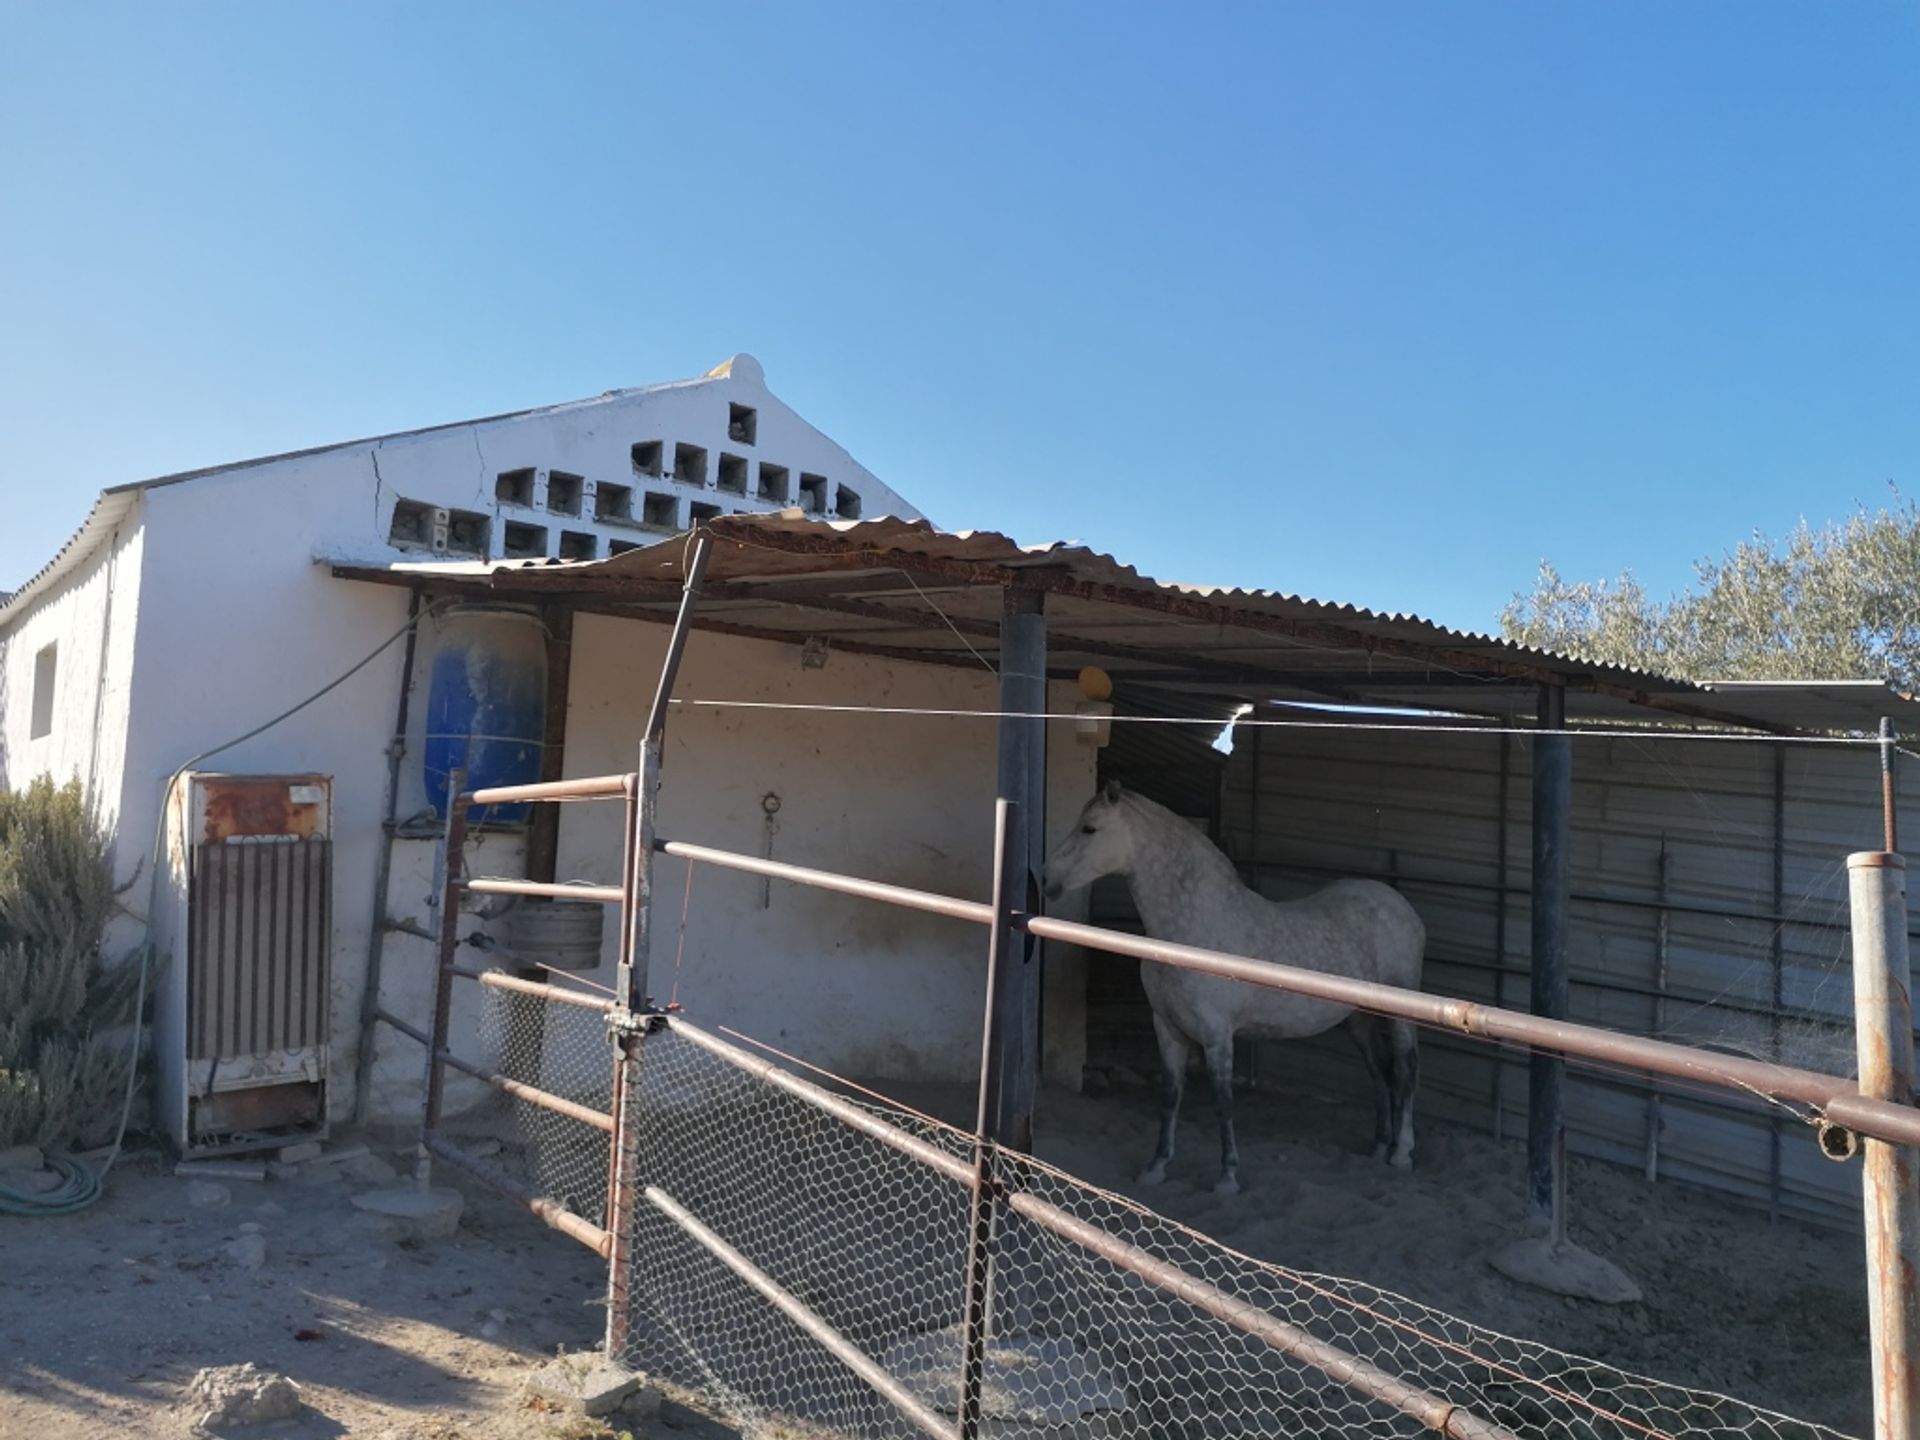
[
  {"left": 0, "top": 491, "right": 139, "bottom": 630},
  {"left": 327, "top": 512, "right": 1920, "bottom": 736}
]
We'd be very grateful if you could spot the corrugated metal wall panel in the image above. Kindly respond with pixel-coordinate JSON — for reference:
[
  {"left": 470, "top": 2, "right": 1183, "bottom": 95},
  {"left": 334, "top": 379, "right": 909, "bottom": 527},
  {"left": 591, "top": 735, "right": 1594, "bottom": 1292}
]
[
  {"left": 1209, "top": 720, "right": 1906, "bottom": 1230},
  {"left": 188, "top": 838, "right": 332, "bottom": 1061}
]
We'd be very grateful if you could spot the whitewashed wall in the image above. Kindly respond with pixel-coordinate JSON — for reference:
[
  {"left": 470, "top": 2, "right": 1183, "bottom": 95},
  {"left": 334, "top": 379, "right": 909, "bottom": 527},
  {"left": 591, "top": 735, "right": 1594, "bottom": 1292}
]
[{"left": 0, "top": 514, "right": 144, "bottom": 825}]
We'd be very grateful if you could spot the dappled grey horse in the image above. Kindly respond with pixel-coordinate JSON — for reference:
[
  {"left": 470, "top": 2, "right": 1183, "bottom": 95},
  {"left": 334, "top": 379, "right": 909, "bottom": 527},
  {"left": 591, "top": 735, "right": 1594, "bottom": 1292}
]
[{"left": 1043, "top": 782, "right": 1426, "bottom": 1194}]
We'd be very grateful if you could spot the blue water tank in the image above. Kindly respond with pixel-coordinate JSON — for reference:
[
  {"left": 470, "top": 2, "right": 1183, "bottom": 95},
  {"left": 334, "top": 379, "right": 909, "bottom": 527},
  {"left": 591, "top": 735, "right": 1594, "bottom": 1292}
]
[{"left": 423, "top": 606, "right": 548, "bottom": 825}]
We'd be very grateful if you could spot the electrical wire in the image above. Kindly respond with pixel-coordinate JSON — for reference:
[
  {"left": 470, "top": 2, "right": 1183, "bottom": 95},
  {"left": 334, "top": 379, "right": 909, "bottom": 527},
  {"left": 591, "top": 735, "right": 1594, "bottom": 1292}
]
[{"left": 0, "top": 598, "right": 451, "bottom": 1218}]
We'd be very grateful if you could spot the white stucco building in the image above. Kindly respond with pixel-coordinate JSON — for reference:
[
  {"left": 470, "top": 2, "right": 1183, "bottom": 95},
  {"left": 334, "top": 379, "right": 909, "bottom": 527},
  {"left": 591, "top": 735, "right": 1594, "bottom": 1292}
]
[{"left": 0, "top": 354, "right": 1099, "bottom": 1150}]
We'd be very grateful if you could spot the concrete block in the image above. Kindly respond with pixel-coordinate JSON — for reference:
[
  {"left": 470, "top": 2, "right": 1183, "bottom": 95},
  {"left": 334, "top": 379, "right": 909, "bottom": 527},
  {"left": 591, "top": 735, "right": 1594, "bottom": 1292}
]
[
  {"left": 524, "top": 1354, "right": 642, "bottom": 1417},
  {"left": 350, "top": 1185, "right": 463, "bottom": 1242},
  {"left": 0, "top": 1145, "right": 45, "bottom": 1173},
  {"left": 276, "top": 1140, "right": 324, "bottom": 1164}
]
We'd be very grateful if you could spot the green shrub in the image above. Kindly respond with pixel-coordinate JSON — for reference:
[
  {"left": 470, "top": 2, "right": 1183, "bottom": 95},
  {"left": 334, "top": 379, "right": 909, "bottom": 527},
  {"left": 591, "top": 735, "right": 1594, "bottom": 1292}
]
[{"left": 0, "top": 778, "right": 144, "bottom": 1150}]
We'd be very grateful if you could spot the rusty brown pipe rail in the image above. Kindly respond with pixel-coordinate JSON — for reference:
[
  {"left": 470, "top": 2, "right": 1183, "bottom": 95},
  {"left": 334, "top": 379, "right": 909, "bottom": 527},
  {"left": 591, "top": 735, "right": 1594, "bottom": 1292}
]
[
  {"left": 656, "top": 832, "right": 1920, "bottom": 1149},
  {"left": 464, "top": 773, "right": 636, "bottom": 806},
  {"left": 665, "top": 1016, "right": 1516, "bottom": 1440},
  {"left": 452, "top": 964, "right": 618, "bottom": 1012},
  {"left": 372, "top": 1007, "right": 430, "bottom": 1046},
  {"left": 668, "top": 1019, "right": 975, "bottom": 1184},
  {"left": 434, "top": 1049, "right": 615, "bottom": 1133},
  {"left": 657, "top": 839, "right": 996, "bottom": 927},
  {"left": 643, "top": 1183, "right": 952, "bottom": 1440},
  {"left": 1002, "top": 1189, "right": 1520, "bottom": 1440},
  {"left": 1023, "top": 913, "right": 1920, "bottom": 1150},
  {"left": 423, "top": 1131, "right": 611, "bottom": 1256},
  {"left": 463, "top": 876, "right": 626, "bottom": 906}
]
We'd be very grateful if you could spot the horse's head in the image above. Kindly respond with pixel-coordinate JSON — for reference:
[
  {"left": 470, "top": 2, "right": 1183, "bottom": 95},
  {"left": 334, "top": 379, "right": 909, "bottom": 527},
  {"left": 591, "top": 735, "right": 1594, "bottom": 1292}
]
[{"left": 1042, "top": 780, "right": 1135, "bottom": 901}]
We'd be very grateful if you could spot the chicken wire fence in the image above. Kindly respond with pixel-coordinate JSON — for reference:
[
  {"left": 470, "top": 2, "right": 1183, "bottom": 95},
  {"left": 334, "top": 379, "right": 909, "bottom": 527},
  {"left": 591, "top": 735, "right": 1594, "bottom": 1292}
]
[
  {"left": 468, "top": 980, "right": 615, "bottom": 1225},
  {"left": 607, "top": 1017, "right": 1849, "bottom": 1440}
]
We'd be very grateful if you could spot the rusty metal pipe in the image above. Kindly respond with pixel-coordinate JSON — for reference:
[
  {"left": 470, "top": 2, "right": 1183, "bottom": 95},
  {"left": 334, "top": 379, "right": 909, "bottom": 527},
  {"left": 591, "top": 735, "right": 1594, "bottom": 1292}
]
[
  {"left": 372, "top": 1007, "right": 430, "bottom": 1046},
  {"left": 464, "top": 877, "right": 625, "bottom": 906},
  {"left": 434, "top": 1049, "right": 615, "bottom": 1133},
  {"left": 665, "top": 1013, "right": 1513, "bottom": 1440},
  {"left": 467, "top": 773, "right": 635, "bottom": 806},
  {"left": 959, "top": 799, "right": 1019, "bottom": 1440},
  {"left": 1001, "top": 1189, "right": 1520, "bottom": 1440},
  {"left": 648, "top": 831, "right": 1920, "bottom": 1145},
  {"left": 418, "top": 769, "right": 470, "bottom": 1186},
  {"left": 1848, "top": 851, "right": 1920, "bottom": 1440},
  {"left": 643, "top": 1183, "right": 952, "bottom": 1440},
  {"left": 666, "top": 1018, "right": 976, "bottom": 1186},
  {"left": 608, "top": 532, "right": 713, "bottom": 1361},
  {"left": 451, "top": 965, "right": 617, "bottom": 1011},
  {"left": 1022, "top": 913, "right": 1920, "bottom": 1148},
  {"left": 656, "top": 838, "right": 995, "bottom": 928},
  {"left": 423, "top": 1131, "right": 611, "bottom": 1256}
]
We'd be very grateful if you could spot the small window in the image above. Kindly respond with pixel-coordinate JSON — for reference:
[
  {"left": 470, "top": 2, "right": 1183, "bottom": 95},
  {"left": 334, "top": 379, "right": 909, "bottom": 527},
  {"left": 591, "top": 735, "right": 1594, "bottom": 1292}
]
[
  {"left": 799, "top": 473, "right": 829, "bottom": 514},
  {"left": 689, "top": 501, "right": 722, "bottom": 524},
  {"left": 642, "top": 492, "right": 680, "bottom": 528},
  {"left": 546, "top": 471, "right": 583, "bottom": 516},
  {"left": 728, "top": 403, "right": 757, "bottom": 445},
  {"left": 757, "top": 463, "right": 790, "bottom": 504},
  {"left": 594, "top": 481, "right": 634, "bottom": 522},
  {"left": 717, "top": 453, "right": 749, "bottom": 495},
  {"left": 608, "top": 539, "right": 643, "bottom": 556},
  {"left": 502, "top": 521, "right": 548, "bottom": 558},
  {"left": 672, "top": 443, "right": 707, "bottom": 487},
  {"left": 495, "top": 468, "right": 536, "bottom": 506},
  {"left": 29, "top": 644, "right": 56, "bottom": 740},
  {"left": 558, "top": 530, "right": 597, "bottom": 561},
  {"left": 631, "top": 441, "right": 664, "bottom": 478},
  {"left": 388, "top": 498, "right": 433, "bottom": 547},
  {"left": 445, "top": 509, "right": 490, "bottom": 557},
  {"left": 834, "top": 485, "right": 862, "bottom": 520}
]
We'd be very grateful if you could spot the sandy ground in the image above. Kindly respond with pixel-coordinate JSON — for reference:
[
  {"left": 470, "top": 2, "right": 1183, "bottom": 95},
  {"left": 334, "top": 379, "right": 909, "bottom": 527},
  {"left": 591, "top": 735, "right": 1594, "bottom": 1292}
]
[
  {"left": 0, "top": 1137, "right": 739, "bottom": 1440},
  {"left": 0, "top": 1074, "right": 1875, "bottom": 1440}
]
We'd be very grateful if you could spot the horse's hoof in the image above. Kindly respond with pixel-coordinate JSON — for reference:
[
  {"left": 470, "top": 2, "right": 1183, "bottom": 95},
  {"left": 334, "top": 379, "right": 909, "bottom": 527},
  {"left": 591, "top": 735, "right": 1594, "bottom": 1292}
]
[
  {"left": 1212, "top": 1174, "right": 1242, "bottom": 1198},
  {"left": 1137, "top": 1164, "right": 1168, "bottom": 1186},
  {"left": 1371, "top": 1143, "right": 1390, "bottom": 1163},
  {"left": 1388, "top": 1150, "right": 1414, "bottom": 1171}
]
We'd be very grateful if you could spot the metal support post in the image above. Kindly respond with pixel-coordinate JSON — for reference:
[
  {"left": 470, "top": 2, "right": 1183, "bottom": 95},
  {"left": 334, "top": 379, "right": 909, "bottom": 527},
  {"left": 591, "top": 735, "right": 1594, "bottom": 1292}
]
[
  {"left": 605, "top": 533, "right": 711, "bottom": 1361},
  {"left": 984, "top": 589, "right": 1046, "bottom": 1152},
  {"left": 354, "top": 584, "right": 424, "bottom": 1124},
  {"left": 1528, "top": 684, "right": 1571, "bottom": 1239},
  {"left": 416, "top": 766, "right": 469, "bottom": 1189},
  {"left": 1849, "top": 847, "right": 1919, "bottom": 1440},
  {"left": 959, "top": 799, "right": 1020, "bottom": 1440}
]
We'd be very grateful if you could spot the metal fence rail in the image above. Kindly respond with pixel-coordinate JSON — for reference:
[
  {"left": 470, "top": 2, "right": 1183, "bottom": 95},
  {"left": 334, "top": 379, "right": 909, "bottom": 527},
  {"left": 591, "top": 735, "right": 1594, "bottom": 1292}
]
[{"left": 609, "top": 1015, "right": 1851, "bottom": 1440}]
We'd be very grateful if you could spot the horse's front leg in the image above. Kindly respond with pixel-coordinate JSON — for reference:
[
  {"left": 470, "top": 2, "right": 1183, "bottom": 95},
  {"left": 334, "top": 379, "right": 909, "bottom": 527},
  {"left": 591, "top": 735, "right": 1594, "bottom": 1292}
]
[
  {"left": 1141, "top": 1016, "right": 1191, "bottom": 1185},
  {"left": 1205, "top": 1038, "right": 1241, "bottom": 1196}
]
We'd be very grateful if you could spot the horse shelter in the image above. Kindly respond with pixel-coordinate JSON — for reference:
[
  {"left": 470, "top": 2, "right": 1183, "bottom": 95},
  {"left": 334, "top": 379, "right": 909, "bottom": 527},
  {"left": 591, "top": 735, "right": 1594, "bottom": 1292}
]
[{"left": 332, "top": 511, "right": 1920, "bottom": 1440}]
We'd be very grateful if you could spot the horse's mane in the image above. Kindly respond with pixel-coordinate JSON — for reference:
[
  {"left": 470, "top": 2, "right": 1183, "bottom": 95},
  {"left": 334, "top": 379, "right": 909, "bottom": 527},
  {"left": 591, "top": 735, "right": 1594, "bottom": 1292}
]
[{"left": 1116, "top": 787, "right": 1244, "bottom": 886}]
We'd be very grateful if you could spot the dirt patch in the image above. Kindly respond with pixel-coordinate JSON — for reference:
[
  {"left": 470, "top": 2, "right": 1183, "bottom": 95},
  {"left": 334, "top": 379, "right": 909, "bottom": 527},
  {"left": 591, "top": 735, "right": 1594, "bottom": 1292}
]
[{"left": 0, "top": 1139, "right": 738, "bottom": 1440}]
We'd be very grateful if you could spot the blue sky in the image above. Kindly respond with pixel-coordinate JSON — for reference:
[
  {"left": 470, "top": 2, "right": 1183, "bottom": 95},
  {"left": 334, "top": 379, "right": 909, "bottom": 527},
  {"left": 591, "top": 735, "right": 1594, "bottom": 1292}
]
[{"left": 3, "top": 3, "right": 1915, "bottom": 634}]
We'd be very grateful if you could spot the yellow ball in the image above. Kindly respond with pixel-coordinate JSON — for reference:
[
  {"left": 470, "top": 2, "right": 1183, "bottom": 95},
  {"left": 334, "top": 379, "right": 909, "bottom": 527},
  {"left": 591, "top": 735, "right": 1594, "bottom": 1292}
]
[{"left": 1078, "top": 666, "right": 1114, "bottom": 702}]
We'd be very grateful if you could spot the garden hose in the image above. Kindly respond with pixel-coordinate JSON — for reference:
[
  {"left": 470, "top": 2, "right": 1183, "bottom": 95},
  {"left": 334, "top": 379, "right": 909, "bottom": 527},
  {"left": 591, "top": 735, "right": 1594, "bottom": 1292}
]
[{"left": 0, "top": 1153, "right": 103, "bottom": 1216}]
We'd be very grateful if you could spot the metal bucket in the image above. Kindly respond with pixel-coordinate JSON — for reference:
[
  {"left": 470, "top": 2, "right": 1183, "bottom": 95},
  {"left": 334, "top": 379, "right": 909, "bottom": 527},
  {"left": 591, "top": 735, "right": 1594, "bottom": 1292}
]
[{"left": 506, "top": 899, "right": 605, "bottom": 972}]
